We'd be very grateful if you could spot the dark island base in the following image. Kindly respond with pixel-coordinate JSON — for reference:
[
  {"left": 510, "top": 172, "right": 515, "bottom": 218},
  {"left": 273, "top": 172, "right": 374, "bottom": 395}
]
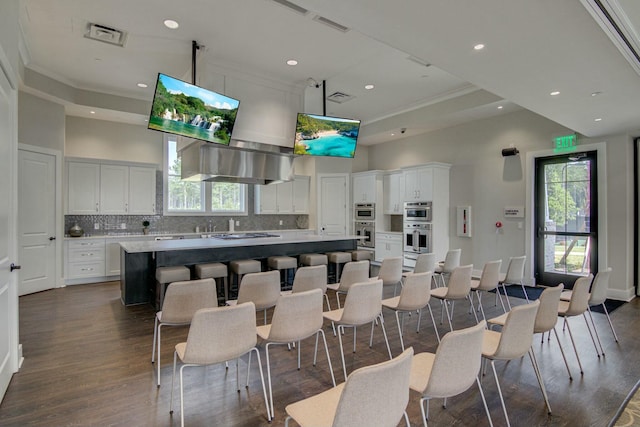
[{"left": 120, "top": 239, "right": 357, "bottom": 306}]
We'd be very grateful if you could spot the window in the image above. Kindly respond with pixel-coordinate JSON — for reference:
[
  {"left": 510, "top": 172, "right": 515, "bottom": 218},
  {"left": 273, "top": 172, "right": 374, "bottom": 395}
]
[{"left": 164, "top": 137, "right": 247, "bottom": 215}]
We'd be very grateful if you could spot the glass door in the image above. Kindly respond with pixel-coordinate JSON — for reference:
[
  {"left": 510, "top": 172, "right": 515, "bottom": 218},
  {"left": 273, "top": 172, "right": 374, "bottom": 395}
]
[{"left": 534, "top": 151, "right": 598, "bottom": 287}]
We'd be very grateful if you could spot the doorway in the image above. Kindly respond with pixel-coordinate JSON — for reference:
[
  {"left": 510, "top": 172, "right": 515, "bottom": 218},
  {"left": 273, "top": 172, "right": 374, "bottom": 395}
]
[
  {"left": 534, "top": 151, "right": 598, "bottom": 287},
  {"left": 317, "top": 173, "right": 349, "bottom": 236}
]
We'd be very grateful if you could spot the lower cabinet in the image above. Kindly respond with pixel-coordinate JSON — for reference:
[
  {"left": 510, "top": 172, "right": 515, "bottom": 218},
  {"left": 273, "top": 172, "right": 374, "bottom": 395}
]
[
  {"left": 374, "top": 232, "right": 403, "bottom": 262},
  {"left": 66, "top": 238, "right": 106, "bottom": 282}
]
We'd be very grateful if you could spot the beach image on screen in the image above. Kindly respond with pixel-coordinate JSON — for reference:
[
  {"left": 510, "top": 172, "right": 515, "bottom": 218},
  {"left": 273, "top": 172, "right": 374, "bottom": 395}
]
[
  {"left": 294, "top": 113, "right": 360, "bottom": 158},
  {"left": 148, "top": 74, "right": 239, "bottom": 145}
]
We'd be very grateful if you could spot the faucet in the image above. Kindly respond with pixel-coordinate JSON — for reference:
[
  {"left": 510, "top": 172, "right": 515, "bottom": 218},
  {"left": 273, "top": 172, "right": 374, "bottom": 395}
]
[{"left": 207, "top": 220, "right": 213, "bottom": 233}]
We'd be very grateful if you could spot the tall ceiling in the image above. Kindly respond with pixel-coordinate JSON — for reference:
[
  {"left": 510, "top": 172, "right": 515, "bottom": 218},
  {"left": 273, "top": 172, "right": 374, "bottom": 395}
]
[{"left": 18, "top": 0, "right": 640, "bottom": 145}]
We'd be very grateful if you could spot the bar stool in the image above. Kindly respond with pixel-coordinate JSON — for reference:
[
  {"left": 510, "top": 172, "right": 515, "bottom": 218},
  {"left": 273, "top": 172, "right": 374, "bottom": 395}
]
[
  {"left": 229, "top": 259, "right": 261, "bottom": 298},
  {"left": 155, "top": 265, "right": 190, "bottom": 310},
  {"left": 327, "top": 252, "right": 352, "bottom": 283},
  {"left": 299, "top": 253, "right": 328, "bottom": 267},
  {"left": 195, "top": 262, "right": 229, "bottom": 304},
  {"left": 267, "top": 256, "right": 297, "bottom": 291},
  {"left": 351, "top": 250, "right": 373, "bottom": 275}
]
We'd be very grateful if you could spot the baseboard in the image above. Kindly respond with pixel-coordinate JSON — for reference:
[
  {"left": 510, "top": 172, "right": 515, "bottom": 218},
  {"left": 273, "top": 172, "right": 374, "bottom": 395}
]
[{"left": 607, "top": 287, "right": 636, "bottom": 302}]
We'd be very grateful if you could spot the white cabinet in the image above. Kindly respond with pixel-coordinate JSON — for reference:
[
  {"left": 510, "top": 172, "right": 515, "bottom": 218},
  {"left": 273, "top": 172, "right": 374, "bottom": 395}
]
[
  {"left": 65, "top": 238, "right": 106, "bottom": 280},
  {"left": 66, "top": 160, "right": 157, "bottom": 215},
  {"left": 352, "top": 172, "right": 380, "bottom": 203},
  {"left": 255, "top": 175, "right": 310, "bottom": 214},
  {"left": 105, "top": 240, "right": 121, "bottom": 276},
  {"left": 383, "top": 171, "right": 404, "bottom": 214},
  {"left": 375, "top": 232, "right": 403, "bottom": 262},
  {"left": 403, "top": 167, "right": 433, "bottom": 201}
]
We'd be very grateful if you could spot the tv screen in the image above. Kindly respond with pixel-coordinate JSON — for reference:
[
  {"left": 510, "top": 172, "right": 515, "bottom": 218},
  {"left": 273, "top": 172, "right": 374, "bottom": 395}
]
[
  {"left": 294, "top": 113, "right": 360, "bottom": 158},
  {"left": 148, "top": 73, "right": 240, "bottom": 145}
]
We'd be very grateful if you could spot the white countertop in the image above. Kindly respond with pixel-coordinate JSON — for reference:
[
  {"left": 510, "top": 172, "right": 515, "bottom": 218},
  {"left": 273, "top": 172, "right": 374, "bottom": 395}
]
[
  {"left": 120, "top": 234, "right": 363, "bottom": 253},
  {"left": 64, "top": 229, "right": 313, "bottom": 240}
]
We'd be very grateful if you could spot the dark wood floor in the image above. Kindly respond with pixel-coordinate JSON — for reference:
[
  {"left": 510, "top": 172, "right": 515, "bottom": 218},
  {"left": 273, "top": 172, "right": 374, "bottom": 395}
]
[{"left": 0, "top": 281, "right": 638, "bottom": 426}]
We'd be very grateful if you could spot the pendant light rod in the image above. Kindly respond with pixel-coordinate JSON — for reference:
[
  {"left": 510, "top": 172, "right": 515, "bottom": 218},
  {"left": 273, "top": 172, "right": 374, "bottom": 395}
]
[
  {"left": 322, "top": 79, "right": 326, "bottom": 116},
  {"left": 192, "top": 40, "right": 200, "bottom": 85}
]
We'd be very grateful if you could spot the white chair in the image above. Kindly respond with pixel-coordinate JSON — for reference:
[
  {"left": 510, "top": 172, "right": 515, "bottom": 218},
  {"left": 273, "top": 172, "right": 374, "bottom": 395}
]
[
  {"left": 323, "top": 279, "right": 393, "bottom": 381},
  {"left": 431, "top": 264, "right": 478, "bottom": 331},
  {"left": 433, "top": 249, "right": 461, "bottom": 287},
  {"left": 284, "top": 347, "right": 414, "bottom": 427},
  {"left": 283, "top": 264, "right": 331, "bottom": 311},
  {"left": 226, "top": 270, "right": 281, "bottom": 325},
  {"left": 409, "top": 321, "right": 492, "bottom": 427},
  {"left": 403, "top": 253, "right": 437, "bottom": 287},
  {"left": 482, "top": 300, "right": 550, "bottom": 427},
  {"left": 373, "top": 256, "right": 403, "bottom": 296},
  {"left": 257, "top": 289, "right": 336, "bottom": 418},
  {"left": 170, "top": 302, "right": 271, "bottom": 426},
  {"left": 499, "top": 256, "right": 527, "bottom": 308},
  {"left": 326, "top": 260, "right": 370, "bottom": 309},
  {"left": 470, "top": 260, "right": 504, "bottom": 320},
  {"left": 151, "top": 278, "right": 218, "bottom": 387},
  {"left": 382, "top": 271, "right": 440, "bottom": 351}
]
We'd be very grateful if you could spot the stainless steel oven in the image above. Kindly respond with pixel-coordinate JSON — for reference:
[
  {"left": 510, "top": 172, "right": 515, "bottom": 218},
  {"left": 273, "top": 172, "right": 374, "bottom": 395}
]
[
  {"left": 404, "top": 201, "right": 432, "bottom": 222},
  {"left": 354, "top": 203, "right": 375, "bottom": 221},
  {"left": 354, "top": 221, "right": 375, "bottom": 248},
  {"left": 403, "top": 222, "right": 432, "bottom": 254}
]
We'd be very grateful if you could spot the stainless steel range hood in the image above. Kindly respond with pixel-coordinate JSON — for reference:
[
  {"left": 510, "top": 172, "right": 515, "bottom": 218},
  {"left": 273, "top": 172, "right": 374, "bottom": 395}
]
[{"left": 180, "top": 139, "right": 295, "bottom": 185}]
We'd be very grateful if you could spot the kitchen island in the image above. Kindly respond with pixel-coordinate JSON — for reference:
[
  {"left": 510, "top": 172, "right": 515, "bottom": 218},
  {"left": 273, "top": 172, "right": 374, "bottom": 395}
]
[{"left": 119, "top": 234, "right": 360, "bottom": 306}]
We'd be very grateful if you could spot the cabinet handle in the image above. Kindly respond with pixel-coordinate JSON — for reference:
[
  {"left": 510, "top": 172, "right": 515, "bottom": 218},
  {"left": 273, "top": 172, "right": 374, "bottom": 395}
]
[
  {"left": 81, "top": 253, "right": 95, "bottom": 256},
  {"left": 125, "top": 203, "right": 128, "bottom": 213},
  {"left": 152, "top": 203, "right": 155, "bottom": 213},
  {"left": 81, "top": 268, "right": 94, "bottom": 271},
  {"left": 96, "top": 202, "right": 99, "bottom": 212}
]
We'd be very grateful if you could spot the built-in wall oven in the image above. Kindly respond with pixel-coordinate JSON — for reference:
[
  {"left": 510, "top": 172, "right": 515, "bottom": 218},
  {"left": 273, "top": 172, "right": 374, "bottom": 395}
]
[
  {"left": 403, "top": 201, "right": 432, "bottom": 267},
  {"left": 354, "top": 203, "right": 375, "bottom": 221},
  {"left": 404, "top": 201, "right": 432, "bottom": 222},
  {"left": 354, "top": 221, "right": 375, "bottom": 248}
]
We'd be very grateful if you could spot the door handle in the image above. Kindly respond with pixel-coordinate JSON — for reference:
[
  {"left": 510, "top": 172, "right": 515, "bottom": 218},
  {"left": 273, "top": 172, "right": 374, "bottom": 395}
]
[
  {"left": 10, "top": 263, "right": 21, "bottom": 272},
  {"left": 49, "top": 236, "right": 56, "bottom": 241}
]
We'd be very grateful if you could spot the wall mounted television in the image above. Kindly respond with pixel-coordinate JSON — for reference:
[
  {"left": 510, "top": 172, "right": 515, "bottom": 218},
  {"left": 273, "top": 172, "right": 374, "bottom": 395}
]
[
  {"left": 294, "top": 113, "right": 360, "bottom": 158},
  {"left": 148, "top": 73, "right": 240, "bottom": 145}
]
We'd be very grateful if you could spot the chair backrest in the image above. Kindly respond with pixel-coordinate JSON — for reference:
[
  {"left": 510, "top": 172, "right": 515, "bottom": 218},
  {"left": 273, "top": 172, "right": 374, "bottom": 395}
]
[
  {"left": 413, "top": 253, "right": 436, "bottom": 274},
  {"left": 444, "top": 264, "right": 473, "bottom": 299},
  {"left": 237, "top": 270, "right": 281, "bottom": 311},
  {"left": 504, "top": 256, "right": 526, "bottom": 283},
  {"left": 492, "top": 300, "right": 540, "bottom": 359},
  {"left": 475, "top": 260, "right": 502, "bottom": 292},
  {"left": 337, "top": 260, "right": 370, "bottom": 292},
  {"left": 397, "top": 271, "right": 432, "bottom": 311},
  {"left": 424, "top": 320, "right": 486, "bottom": 398},
  {"left": 267, "top": 289, "right": 323, "bottom": 342},
  {"left": 442, "top": 249, "right": 462, "bottom": 273},
  {"left": 181, "top": 302, "right": 257, "bottom": 365},
  {"left": 588, "top": 268, "right": 612, "bottom": 306},
  {"left": 565, "top": 274, "right": 593, "bottom": 316},
  {"left": 292, "top": 265, "right": 328, "bottom": 295},
  {"left": 534, "top": 284, "right": 564, "bottom": 334},
  {"left": 161, "top": 278, "right": 218, "bottom": 323},
  {"left": 378, "top": 257, "right": 403, "bottom": 286},
  {"left": 340, "top": 279, "right": 383, "bottom": 325},
  {"left": 332, "top": 347, "right": 414, "bottom": 427}
]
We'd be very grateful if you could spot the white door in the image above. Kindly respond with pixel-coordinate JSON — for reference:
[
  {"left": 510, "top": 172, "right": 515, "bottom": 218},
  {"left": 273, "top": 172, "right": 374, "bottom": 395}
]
[
  {"left": 318, "top": 174, "right": 348, "bottom": 236},
  {"left": 0, "top": 53, "right": 19, "bottom": 402},
  {"left": 18, "top": 149, "right": 57, "bottom": 295}
]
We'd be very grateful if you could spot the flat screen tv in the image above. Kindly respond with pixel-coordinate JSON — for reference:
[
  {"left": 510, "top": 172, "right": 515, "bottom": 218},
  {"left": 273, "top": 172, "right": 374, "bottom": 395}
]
[
  {"left": 294, "top": 113, "right": 360, "bottom": 158},
  {"left": 148, "top": 73, "right": 240, "bottom": 145}
]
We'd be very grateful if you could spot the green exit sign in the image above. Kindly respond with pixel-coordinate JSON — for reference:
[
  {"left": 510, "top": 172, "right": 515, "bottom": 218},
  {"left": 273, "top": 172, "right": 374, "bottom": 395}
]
[{"left": 553, "top": 134, "right": 577, "bottom": 153}]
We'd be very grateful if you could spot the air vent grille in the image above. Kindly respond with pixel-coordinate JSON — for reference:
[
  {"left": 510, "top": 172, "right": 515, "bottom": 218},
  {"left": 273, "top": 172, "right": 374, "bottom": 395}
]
[
  {"left": 313, "top": 15, "right": 350, "bottom": 33},
  {"left": 271, "top": 0, "right": 309, "bottom": 15},
  {"left": 327, "top": 91, "right": 355, "bottom": 104},
  {"left": 85, "top": 23, "right": 127, "bottom": 47},
  {"left": 407, "top": 55, "right": 432, "bottom": 68}
]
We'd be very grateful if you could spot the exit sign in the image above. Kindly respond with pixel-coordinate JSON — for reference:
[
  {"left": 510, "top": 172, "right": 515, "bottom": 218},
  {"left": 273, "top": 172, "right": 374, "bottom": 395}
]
[{"left": 553, "top": 133, "right": 578, "bottom": 153}]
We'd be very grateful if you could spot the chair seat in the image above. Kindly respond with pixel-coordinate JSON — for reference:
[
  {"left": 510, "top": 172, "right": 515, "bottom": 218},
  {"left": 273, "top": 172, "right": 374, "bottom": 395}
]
[
  {"left": 300, "top": 253, "right": 328, "bottom": 266},
  {"left": 256, "top": 324, "right": 272, "bottom": 341},
  {"left": 327, "top": 252, "right": 352, "bottom": 264},
  {"left": 326, "top": 283, "right": 340, "bottom": 291},
  {"left": 322, "top": 308, "right": 345, "bottom": 323},
  {"left": 351, "top": 250, "right": 373, "bottom": 261},
  {"left": 156, "top": 266, "right": 190, "bottom": 283},
  {"left": 409, "top": 352, "right": 436, "bottom": 393},
  {"left": 155, "top": 310, "right": 191, "bottom": 327},
  {"left": 230, "top": 259, "right": 261, "bottom": 274},
  {"left": 481, "top": 329, "right": 502, "bottom": 358},
  {"left": 195, "top": 263, "right": 227, "bottom": 279},
  {"left": 381, "top": 296, "right": 401, "bottom": 310},
  {"left": 268, "top": 256, "right": 297, "bottom": 270},
  {"left": 285, "top": 383, "right": 345, "bottom": 426},
  {"left": 430, "top": 287, "right": 449, "bottom": 299}
]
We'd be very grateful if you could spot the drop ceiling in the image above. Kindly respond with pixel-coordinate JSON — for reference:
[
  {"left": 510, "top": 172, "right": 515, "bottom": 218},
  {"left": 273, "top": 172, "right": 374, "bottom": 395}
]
[{"left": 18, "top": 0, "right": 640, "bottom": 146}]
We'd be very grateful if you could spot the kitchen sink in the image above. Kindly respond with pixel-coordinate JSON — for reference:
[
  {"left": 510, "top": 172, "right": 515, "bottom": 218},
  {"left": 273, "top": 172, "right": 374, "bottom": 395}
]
[{"left": 211, "top": 233, "right": 280, "bottom": 240}]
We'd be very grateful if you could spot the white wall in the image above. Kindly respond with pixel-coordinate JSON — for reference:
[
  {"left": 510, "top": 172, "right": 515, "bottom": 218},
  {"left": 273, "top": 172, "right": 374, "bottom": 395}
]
[{"left": 18, "top": 92, "right": 65, "bottom": 151}]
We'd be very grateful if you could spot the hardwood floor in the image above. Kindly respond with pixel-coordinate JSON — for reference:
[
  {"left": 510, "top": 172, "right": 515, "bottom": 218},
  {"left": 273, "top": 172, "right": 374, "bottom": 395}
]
[{"left": 0, "top": 281, "right": 638, "bottom": 426}]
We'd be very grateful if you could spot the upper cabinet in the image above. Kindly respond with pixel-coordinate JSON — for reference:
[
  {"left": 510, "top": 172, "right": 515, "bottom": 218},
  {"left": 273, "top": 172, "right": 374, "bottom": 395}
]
[
  {"left": 352, "top": 171, "right": 383, "bottom": 204},
  {"left": 383, "top": 171, "right": 404, "bottom": 214},
  {"left": 403, "top": 167, "right": 433, "bottom": 201},
  {"left": 255, "top": 175, "right": 310, "bottom": 214},
  {"left": 66, "top": 160, "right": 157, "bottom": 215}
]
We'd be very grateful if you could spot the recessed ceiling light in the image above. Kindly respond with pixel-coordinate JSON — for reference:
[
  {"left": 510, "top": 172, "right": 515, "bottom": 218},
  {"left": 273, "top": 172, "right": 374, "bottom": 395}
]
[
  {"left": 594, "top": 118, "right": 602, "bottom": 122},
  {"left": 286, "top": 59, "right": 298, "bottom": 66},
  {"left": 90, "top": 111, "right": 96, "bottom": 114},
  {"left": 474, "top": 44, "right": 485, "bottom": 50},
  {"left": 497, "top": 105, "right": 503, "bottom": 109},
  {"left": 550, "top": 91, "right": 560, "bottom": 96},
  {"left": 164, "top": 19, "right": 179, "bottom": 29},
  {"left": 364, "top": 84, "right": 375, "bottom": 90},
  {"left": 391, "top": 133, "right": 395, "bottom": 136},
  {"left": 137, "top": 83, "right": 148, "bottom": 88}
]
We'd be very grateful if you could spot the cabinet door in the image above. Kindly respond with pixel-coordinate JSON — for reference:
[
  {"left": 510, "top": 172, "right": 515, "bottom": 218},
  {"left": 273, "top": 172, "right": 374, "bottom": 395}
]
[
  {"left": 387, "top": 236, "right": 403, "bottom": 258},
  {"left": 277, "top": 181, "right": 294, "bottom": 214},
  {"left": 352, "top": 174, "right": 376, "bottom": 203},
  {"left": 128, "top": 167, "right": 156, "bottom": 215},
  {"left": 105, "top": 241, "right": 121, "bottom": 276},
  {"left": 292, "top": 176, "right": 310, "bottom": 213},
  {"left": 415, "top": 168, "right": 433, "bottom": 201},
  {"left": 100, "top": 165, "right": 129, "bottom": 214},
  {"left": 67, "top": 162, "right": 100, "bottom": 214},
  {"left": 384, "top": 173, "right": 403, "bottom": 214},
  {"left": 255, "top": 183, "right": 278, "bottom": 214},
  {"left": 403, "top": 170, "right": 418, "bottom": 201}
]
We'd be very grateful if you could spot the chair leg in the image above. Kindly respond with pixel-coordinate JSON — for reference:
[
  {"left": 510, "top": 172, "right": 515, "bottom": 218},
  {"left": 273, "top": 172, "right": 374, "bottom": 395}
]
[
  {"left": 467, "top": 295, "right": 479, "bottom": 323},
  {"left": 582, "top": 312, "right": 602, "bottom": 357},
  {"left": 416, "top": 308, "right": 422, "bottom": 333},
  {"left": 476, "top": 291, "right": 487, "bottom": 321},
  {"left": 246, "top": 350, "right": 252, "bottom": 387},
  {"left": 587, "top": 307, "right": 606, "bottom": 356},
  {"left": 443, "top": 299, "right": 454, "bottom": 331},
  {"left": 563, "top": 317, "right": 584, "bottom": 374},
  {"left": 265, "top": 343, "right": 275, "bottom": 419},
  {"left": 251, "top": 347, "right": 272, "bottom": 422},
  {"left": 297, "top": 340, "right": 302, "bottom": 369},
  {"left": 379, "top": 314, "right": 393, "bottom": 360},
  {"left": 551, "top": 327, "right": 573, "bottom": 380},
  {"left": 324, "top": 293, "right": 332, "bottom": 311},
  {"left": 490, "top": 360, "right": 511, "bottom": 427},
  {"left": 151, "top": 315, "right": 158, "bottom": 363},
  {"left": 426, "top": 304, "right": 441, "bottom": 343},
  {"left": 156, "top": 323, "right": 163, "bottom": 387},
  {"left": 318, "top": 329, "right": 336, "bottom": 387},
  {"left": 395, "top": 311, "right": 405, "bottom": 351},
  {"left": 170, "top": 351, "right": 177, "bottom": 415},
  {"left": 403, "top": 411, "right": 411, "bottom": 427},
  {"left": 476, "top": 376, "right": 494, "bottom": 427},
  {"left": 520, "top": 281, "right": 530, "bottom": 303},
  {"left": 420, "top": 397, "right": 430, "bottom": 427},
  {"left": 601, "top": 303, "right": 620, "bottom": 342},
  {"left": 337, "top": 325, "right": 348, "bottom": 382},
  {"left": 528, "top": 349, "right": 552, "bottom": 414}
]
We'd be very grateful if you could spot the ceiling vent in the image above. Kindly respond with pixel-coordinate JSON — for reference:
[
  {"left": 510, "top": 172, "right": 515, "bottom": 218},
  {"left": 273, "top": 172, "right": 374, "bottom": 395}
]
[
  {"left": 270, "top": 0, "right": 309, "bottom": 15},
  {"left": 326, "top": 91, "right": 355, "bottom": 104},
  {"left": 407, "top": 55, "right": 432, "bottom": 68},
  {"left": 85, "top": 23, "right": 128, "bottom": 47},
  {"left": 313, "top": 15, "right": 350, "bottom": 33}
]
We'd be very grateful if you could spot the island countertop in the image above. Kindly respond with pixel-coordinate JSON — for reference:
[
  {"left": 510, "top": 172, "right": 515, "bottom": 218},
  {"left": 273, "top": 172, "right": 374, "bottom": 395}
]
[{"left": 120, "top": 234, "right": 364, "bottom": 253}]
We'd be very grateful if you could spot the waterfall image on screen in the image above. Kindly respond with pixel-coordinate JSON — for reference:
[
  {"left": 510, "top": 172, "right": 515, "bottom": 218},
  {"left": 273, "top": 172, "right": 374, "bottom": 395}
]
[
  {"left": 294, "top": 113, "right": 360, "bottom": 158},
  {"left": 148, "top": 73, "right": 240, "bottom": 145}
]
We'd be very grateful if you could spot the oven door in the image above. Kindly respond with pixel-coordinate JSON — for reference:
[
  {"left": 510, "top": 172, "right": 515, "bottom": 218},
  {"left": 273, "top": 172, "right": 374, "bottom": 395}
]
[
  {"left": 355, "top": 208, "right": 374, "bottom": 221},
  {"left": 404, "top": 207, "right": 431, "bottom": 222},
  {"left": 403, "top": 226, "right": 431, "bottom": 253},
  {"left": 355, "top": 223, "right": 375, "bottom": 248}
]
